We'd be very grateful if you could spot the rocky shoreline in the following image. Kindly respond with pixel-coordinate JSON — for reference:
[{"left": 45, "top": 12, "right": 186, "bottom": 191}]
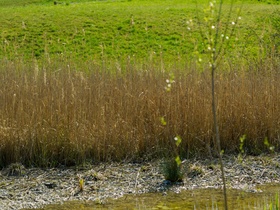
[{"left": 0, "top": 154, "right": 279, "bottom": 210}]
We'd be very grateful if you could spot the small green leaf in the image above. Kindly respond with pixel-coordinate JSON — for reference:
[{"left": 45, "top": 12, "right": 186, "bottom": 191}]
[
  {"left": 174, "top": 135, "right": 182, "bottom": 147},
  {"left": 175, "top": 156, "right": 182, "bottom": 167},
  {"left": 264, "top": 137, "right": 269, "bottom": 147},
  {"left": 239, "top": 134, "right": 246, "bottom": 154},
  {"left": 240, "top": 134, "right": 246, "bottom": 143}
]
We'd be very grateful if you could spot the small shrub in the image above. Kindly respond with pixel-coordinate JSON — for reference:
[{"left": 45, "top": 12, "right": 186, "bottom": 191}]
[{"left": 161, "top": 158, "right": 183, "bottom": 182}]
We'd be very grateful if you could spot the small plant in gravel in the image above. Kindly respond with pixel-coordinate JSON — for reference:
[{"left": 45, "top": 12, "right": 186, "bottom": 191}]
[
  {"left": 79, "top": 178, "right": 84, "bottom": 192},
  {"left": 162, "top": 158, "right": 184, "bottom": 182},
  {"left": 74, "top": 175, "right": 84, "bottom": 196},
  {"left": 161, "top": 75, "right": 184, "bottom": 182},
  {"left": 161, "top": 136, "right": 184, "bottom": 182}
]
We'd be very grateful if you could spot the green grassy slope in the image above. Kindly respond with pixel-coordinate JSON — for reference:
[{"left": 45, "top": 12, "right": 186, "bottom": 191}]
[
  {"left": 0, "top": 0, "right": 97, "bottom": 7},
  {"left": 0, "top": 0, "right": 279, "bottom": 63}
]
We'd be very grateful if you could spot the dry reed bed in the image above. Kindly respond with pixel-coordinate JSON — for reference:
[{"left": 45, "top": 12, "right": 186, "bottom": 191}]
[{"left": 0, "top": 58, "right": 279, "bottom": 167}]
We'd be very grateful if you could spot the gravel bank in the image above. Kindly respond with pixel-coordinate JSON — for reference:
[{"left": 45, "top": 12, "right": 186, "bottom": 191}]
[{"left": 0, "top": 154, "right": 279, "bottom": 210}]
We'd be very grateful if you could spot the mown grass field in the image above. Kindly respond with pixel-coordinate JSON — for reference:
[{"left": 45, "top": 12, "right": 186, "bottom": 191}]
[
  {"left": 0, "top": 0, "right": 280, "bottom": 167},
  {"left": 0, "top": 0, "right": 279, "bottom": 62}
]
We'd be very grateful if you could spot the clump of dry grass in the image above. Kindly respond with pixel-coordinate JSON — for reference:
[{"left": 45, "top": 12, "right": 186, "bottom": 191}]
[{"left": 0, "top": 57, "right": 279, "bottom": 167}]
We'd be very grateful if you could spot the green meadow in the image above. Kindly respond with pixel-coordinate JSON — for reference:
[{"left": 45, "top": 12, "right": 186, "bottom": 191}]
[
  {"left": 0, "top": 0, "right": 279, "bottom": 62},
  {"left": 0, "top": 0, "right": 280, "bottom": 167}
]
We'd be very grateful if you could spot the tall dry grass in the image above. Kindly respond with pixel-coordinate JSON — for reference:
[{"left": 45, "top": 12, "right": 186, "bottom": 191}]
[{"left": 0, "top": 56, "right": 279, "bottom": 167}]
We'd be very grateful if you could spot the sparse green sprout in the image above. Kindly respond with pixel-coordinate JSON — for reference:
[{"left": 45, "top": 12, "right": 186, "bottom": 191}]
[
  {"left": 161, "top": 134, "right": 184, "bottom": 181},
  {"left": 275, "top": 193, "right": 279, "bottom": 210},
  {"left": 239, "top": 134, "right": 246, "bottom": 154},
  {"left": 174, "top": 135, "right": 183, "bottom": 167},
  {"left": 79, "top": 178, "right": 84, "bottom": 192},
  {"left": 238, "top": 134, "right": 246, "bottom": 162},
  {"left": 263, "top": 192, "right": 279, "bottom": 210}
]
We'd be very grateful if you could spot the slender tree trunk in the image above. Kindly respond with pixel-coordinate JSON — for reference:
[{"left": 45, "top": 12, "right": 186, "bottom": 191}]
[{"left": 211, "top": 65, "right": 228, "bottom": 210}]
